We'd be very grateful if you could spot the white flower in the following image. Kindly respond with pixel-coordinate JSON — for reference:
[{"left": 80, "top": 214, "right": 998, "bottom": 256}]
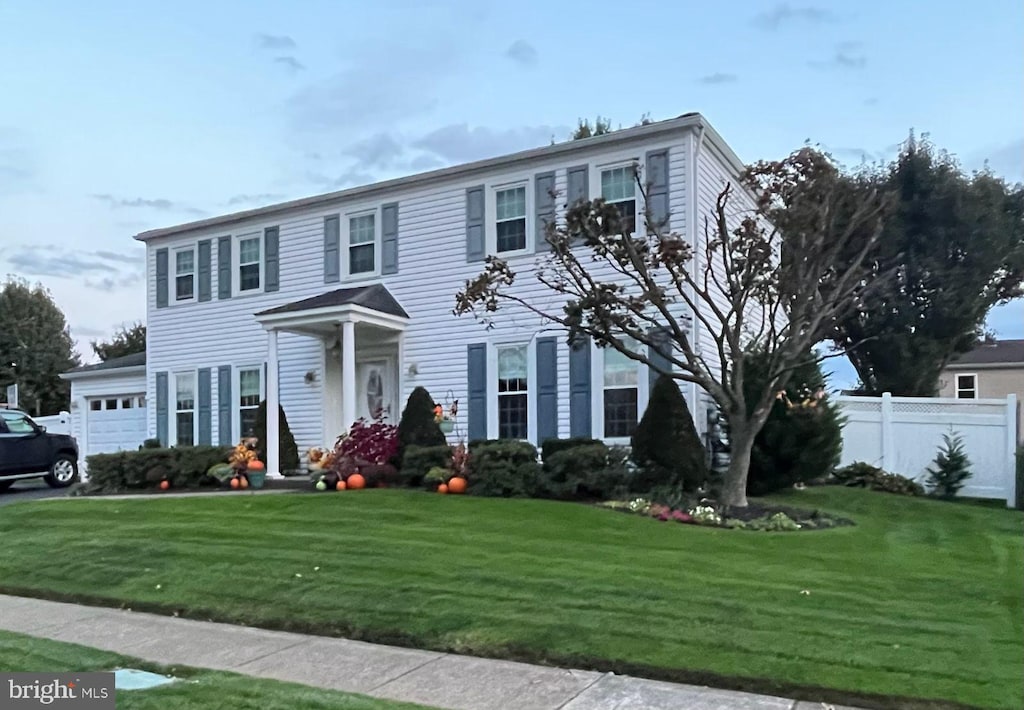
[{"left": 294, "top": 573, "right": 303, "bottom": 578}]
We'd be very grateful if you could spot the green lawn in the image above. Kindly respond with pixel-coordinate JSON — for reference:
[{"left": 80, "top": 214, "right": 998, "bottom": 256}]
[
  {"left": 0, "top": 630, "right": 432, "bottom": 709},
  {"left": 0, "top": 487, "right": 1019, "bottom": 710}
]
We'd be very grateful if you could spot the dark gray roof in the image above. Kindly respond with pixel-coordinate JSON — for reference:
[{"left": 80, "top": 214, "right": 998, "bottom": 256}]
[
  {"left": 256, "top": 284, "right": 408, "bottom": 319},
  {"left": 948, "top": 339, "right": 1024, "bottom": 366},
  {"left": 65, "top": 351, "right": 146, "bottom": 374}
]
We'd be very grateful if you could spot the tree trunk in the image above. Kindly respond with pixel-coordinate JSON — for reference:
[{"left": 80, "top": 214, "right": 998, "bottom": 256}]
[{"left": 719, "top": 423, "right": 757, "bottom": 508}]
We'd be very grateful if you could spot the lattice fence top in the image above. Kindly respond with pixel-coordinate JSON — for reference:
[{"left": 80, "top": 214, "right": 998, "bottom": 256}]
[
  {"left": 891, "top": 401, "right": 1005, "bottom": 415},
  {"left": 836, "top": 399, "right": 880, "bottom": 412}
]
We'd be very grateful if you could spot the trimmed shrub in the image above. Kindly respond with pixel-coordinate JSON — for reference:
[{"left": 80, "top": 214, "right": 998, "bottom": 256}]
[
  {"left": 396, "top": 387, "right": 447, "bottom": 467},
  {"left": 744, "top": 348, "right": 845, "bottom": 496},
  {"left": 925, "top": 431, "right": 973, "bottom": 498},
  {"left": 85, "top": 446, "right": 232, "bottom": 493},
  {"left": 541, "top": 443, "right": 628, "bottom": 500},
  {"left": 631, "top": 375, "right": 708, "bottom": 493},
  {"left": 140, "top": 438, "right": 161, "bottom": 449},
  {"left": 254, "top": 400, "right": 300, "bottom": 472},
  {"left": 540, "top": 437, "right": 603, "bottom": 461},
  {"left": 467, "top": 440, "right": 541, "bottom": 497},
  {"left": 832, "top": 462, "right": 924, "bottom": 496},
  {"left": 401, "top": 444, "right": 452, "bottom": 488}
]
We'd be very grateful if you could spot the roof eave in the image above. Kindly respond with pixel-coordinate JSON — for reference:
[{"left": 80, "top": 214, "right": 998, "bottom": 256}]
[{"left": 60, "top": 364, "right": 148, "bottom": 381}]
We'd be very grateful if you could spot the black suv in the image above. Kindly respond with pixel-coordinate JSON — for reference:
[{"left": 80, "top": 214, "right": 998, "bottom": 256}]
[{"left": 0, "top": 408, "right": 80, "bottom": 490}]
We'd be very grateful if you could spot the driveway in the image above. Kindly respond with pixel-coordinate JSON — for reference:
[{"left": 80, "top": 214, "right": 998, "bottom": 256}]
[{"left": 0, "top": 479, "right": 71, "bottom": 507}]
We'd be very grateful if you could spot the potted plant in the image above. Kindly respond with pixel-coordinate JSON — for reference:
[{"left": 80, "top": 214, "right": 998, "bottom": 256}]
[{"left": 228, "top": 438, "right": 259, "bottom": 490}]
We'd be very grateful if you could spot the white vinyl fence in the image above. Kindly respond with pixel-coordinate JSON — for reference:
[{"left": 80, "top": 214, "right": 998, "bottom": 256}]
[
  {"left": 836, "top": 393, "right": 1018, "bottom": 506},
  {"left": 33, "top": 410, "right": 71, "bottom": 436}
]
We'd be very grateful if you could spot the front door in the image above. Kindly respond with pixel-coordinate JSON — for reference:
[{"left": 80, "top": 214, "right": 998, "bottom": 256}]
[{"left": 357, "top": 360, "right": 393, "bottom": 422}]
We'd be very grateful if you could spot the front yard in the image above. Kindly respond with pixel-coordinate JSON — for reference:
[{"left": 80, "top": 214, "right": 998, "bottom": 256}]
[{"left": 0, "top": 487, "right": 1019, "bottom": 709}]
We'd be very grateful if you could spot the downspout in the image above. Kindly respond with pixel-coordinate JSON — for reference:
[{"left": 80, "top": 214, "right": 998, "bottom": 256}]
[{"left": 690, "top": 124, "right": 706, "bottom": 432}]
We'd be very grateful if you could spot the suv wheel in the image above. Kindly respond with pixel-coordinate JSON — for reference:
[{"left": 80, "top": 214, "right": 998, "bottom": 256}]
[{"left": 45, "top": 455, "right": 78, "bottom": 488}]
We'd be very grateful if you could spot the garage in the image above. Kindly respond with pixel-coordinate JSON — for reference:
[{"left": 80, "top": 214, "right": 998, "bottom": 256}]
[
  {"left": 85, "top": 395, "right": 147, "bottom": 455},
  {"left": 60, "top": 352, "right": 149, "bottom": 470}
]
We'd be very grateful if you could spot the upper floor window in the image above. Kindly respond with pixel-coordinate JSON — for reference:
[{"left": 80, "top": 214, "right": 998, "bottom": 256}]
[
  {"left": 348, "top": 213, "right": 376, "bottom": 275},
  {"left": 237, "top": 234, "right": 262, "bottom": 292},
  {"left": 174, "top": 372, "right": 196, "bottom": 446},
  {"left": 174, "top": 248, "right": 195, "bottom": 301},
  {"left": 497, "top": 345, "right": 529, "bottom": 439},
  {"left": 495, "top": 186, "right": 527, "bottom": 253},
  {"left": 955, "top": 374, "right": 977, "bottom": 399},
  {"left": 601, "top": 165, "right": 637, "bottom": 234},
  {"left": 603, "top": 341, "right": 639, "bottom": 438}
]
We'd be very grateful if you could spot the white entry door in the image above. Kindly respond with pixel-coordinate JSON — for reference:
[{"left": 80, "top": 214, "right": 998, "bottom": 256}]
[{"left": 357, "top": 360, "right": 394, "bottom": 422}]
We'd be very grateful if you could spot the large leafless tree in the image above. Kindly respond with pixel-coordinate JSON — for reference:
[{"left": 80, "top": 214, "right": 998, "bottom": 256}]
[{"left": 455, "top": 148, "right": 892, "bottom": 506}]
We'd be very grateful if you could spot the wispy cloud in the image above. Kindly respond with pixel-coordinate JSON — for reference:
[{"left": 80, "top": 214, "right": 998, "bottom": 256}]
[
  {"left": 256, "top": 33, "right": 296, "bottom": 50},
  {"left": 273, "top": 56, "right": 305, "bottom": 73},
  {"left": 753, "top": 3, "right": 837, "bottom": 30},
  {"left": 412, "top": 123, "right": 566, "bottom": 164},
  {"left": 305, "top": 168, "right": 376, "bottom": 189},
  {"left": 94, "top": 250, "right": 144, "bottom": 265},
  {"left": 809, "top": 42, "right": 867, "bottom": 70},
  {"left": 84, "top": 273, "right": 144, "bottom": 292},
  {"left": 226, "top": 193, "right": 285, "bottom": 206},
  {"left": 698, "top": 72, "right": 738, "bottom": 85},
  {"left": 72, "top": 325, "right": 109, "bottom": 338},
  {"left": 6, "top": 246, "right": 143, "bottom": 283},
  {"left": 504, "top": 40, "right": 538, "bottom": 67},
  {"left": 342, "top": 133, "right": 405, "bottom": 170},
  {"left": 91, "top": 194, "right": 206, "bottom": 216}
]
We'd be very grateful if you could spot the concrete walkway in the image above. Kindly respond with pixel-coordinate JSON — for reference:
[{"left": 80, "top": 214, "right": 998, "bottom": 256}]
[{"left": 0, "top": 595, "right": 859, "bottom": 710}]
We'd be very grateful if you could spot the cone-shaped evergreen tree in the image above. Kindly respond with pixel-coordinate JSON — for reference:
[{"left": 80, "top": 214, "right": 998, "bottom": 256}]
[
  {"left": 925, "top": 431, "right": 973, "bottom": 498},
  {"left": 254, "top": 400, "right": 300, "bottom": 472},
  {"left": 631, "top": 375, "right": 709, "bottom": 493},
  {"left": 396, "top": 387, "right": 447, "bottom": 466}
]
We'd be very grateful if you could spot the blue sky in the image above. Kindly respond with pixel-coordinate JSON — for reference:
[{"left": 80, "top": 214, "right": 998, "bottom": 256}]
[{"left": 0, "top": 0, "right": 1021, "bottom": 387}]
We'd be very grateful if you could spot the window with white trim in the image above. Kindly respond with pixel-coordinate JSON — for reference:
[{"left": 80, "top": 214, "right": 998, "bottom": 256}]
[
  {"left": 600, "top": 165, "right": 637, "bottom": 234},
  {"left": 174, "top": 372, "right": 196, "bottom": 446},
  {"left": 497, "top": 345, "right": 528, "bottom": 439},
  {"left": 495, "top": 185, "right": 527, "bottom": 253},
  {"left": 174, "top": 247, "right": 195, "bottom": 302},
  {"left": 238, "top": 367, "right": 262, "bottom": 438},
  {"left": 603, "top": 341, "right": 639, "bottom": 438},
  {"left": 348, "top": 213, "right": 376, "bottom": 275},
  {"left": 237, "top": 234, "right": 262, "bottom": 292},
  {"left": 955, "top": 374, "right": 978, "bottom": 399}
]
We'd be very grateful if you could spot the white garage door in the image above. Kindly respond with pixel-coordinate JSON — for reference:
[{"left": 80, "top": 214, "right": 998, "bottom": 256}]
[{"left": 87, "top": 395, "right": 147, "bottom": 455}]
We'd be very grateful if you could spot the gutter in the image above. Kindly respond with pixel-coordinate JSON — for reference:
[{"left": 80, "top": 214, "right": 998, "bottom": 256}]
[{"left": 59, "top": 365, "right": 147, "bottom": 381}]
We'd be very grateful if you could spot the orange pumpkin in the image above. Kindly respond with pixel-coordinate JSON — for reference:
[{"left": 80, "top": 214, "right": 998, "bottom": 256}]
[
  {"left": 336, "top": 480, "right": 347, "bottom": 491},
  {"left": 159, "top": 479, "right": 170, "bottom": 491},
  {"left": 230, "top": 477, "right": 241, "bottom": 489},
  {"left": 447, "top": 477, "right": 467, "bottom": 494},
  {"left": 437, "top": 483, "right": 449, "bottom": 494},
  {"left": 347, "top": 473, "right": 366, "bottom": 490},
  {"left": 240, "top": 476, "right": 250, "bottom": 489},
  {"left": 247, "top": 459, "right": 265, "bottom": 471}
]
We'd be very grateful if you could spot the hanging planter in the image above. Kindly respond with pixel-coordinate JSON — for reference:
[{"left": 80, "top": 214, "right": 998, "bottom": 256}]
[{"left": 438, "top": 418, "right": 455, "bottom": 434}]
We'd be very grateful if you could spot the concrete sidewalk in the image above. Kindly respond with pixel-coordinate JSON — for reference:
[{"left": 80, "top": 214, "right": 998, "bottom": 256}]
[{"left": 0, "top": 595, "right": 859, "bottom": 710}]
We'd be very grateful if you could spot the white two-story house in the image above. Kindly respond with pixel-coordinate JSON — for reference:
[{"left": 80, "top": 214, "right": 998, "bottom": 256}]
[{"left": 135, "top": 113, "right": 750, "bottom": 474}]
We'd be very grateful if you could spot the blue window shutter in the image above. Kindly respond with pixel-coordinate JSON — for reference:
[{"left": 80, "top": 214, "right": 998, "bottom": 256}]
[
  {"left": 156, "top": 371, "right": 168, "bottom": 446},
  {"left": 568, "top": 337, "right": 591, "bottom": 437},
  {"left": 381, "top": 202, "right": 399, "bottom": 275},
  {"left": 467, "top": 343, "right": 487, "bottom": 442},
  {"left": 566, "top": 165, "right": 589, "bottom": 207},
  {"left": 466, "top": 186, "right": 485, "bottom": 262},
  {"left": 648, "top": 326, "right": 672, "bottom": 391},
  {"left": 197, "top": 239, "right": 212, "bottom": 302},
  {"left": 218, "top": 365, "right": 232, "bottom": 445},
  {"left": 645, "top": 149, "right": 670, "bottom": 231},
  {"left": 536, "top": 337, "right": 558, "bottom": 443},
  {"left": 264, "top": 226, "right": 280, "bottom": 292},
  {"left": 324, "top": 216, "right": 340, "bottom": 283},
  {"left": 534, "top": 171, "right": 556, "bottom": 251},
  {"left": 198, "top": 368, "right": 212, "bottom": 445},
  {"left": 217, "top": 236, "right": 232, "bottom": 299},
  {"left": 155, "top": 248, "right": 168, "bottom": 308}
]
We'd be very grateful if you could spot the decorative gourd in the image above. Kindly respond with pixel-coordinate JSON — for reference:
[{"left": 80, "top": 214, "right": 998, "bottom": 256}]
[
  {"left": 159, "top": 479, "right": 170, "bottom": 491},
  {"left": 437, "top": 483, "right": 449, "bottom": 494},
  {"left": 315, "top": 479, "right": 327, "bottom": 491},
  {"left": 240, "top": 476, "right": 249, "bottom": 489},
  {"left": 347, "top": 473, "right": 366, "bottom": 490},
  {"left": 336, "top": 480, "right": 346, "bottom": 491},
  {"left": 247, "top": 459, "right": 265, "bottom": 471},
  {"left": 230, "top": 477, "right": 241, "bottom": 489},
  {"left": 447, "top": 477, "right": 467, "bottom": 494}
]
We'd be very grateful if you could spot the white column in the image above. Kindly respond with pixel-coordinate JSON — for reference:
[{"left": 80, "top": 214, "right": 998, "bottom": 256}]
[
  {"left": 342, "top": 320, "right": 356, "bottom": 429},
  {"left": 267, "top": 328, "right": 281, "bottom": 477}
]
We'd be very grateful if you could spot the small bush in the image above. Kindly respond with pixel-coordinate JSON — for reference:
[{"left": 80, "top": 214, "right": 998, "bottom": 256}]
[
  {"left": 540, "top": 437, "right": 603, "bottom": 461},
  {"left": 85, "top": 446, "right": 232, "bottom": 493},
  {"left": 832, "top": 462, "right": 924, "bottom": 496},
  {"left": 925, "top": 431, "right": 974, "bottom": 499},
  {"left": 744, "top": 348, "right": 845, "bottom": 495},
  {"left": 467, "top": 440, "right": 541, "bottom": 497},
  {"left": 541, "top": 443, "right": 626, "bottom": 500},
  {"left": 141, "top": 438, "right": 161, "bottom": 449},
  {"left": 401, "top": 444, "right": 452, "bottom": 488},
  {"left": 254, "top": 400, "right": 300, "bottom": 472},
  {"left": 360, "top": 463, "right": 400, "bottom": 488},
  {"left": 631, "top": 375, "right": 708, "bottom": 493},
  {"left": 396, "top": 387, "right": 447, "bottom": 466}
]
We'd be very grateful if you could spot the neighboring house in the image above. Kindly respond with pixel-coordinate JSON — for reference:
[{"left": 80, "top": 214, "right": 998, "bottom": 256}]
[
  {"left": 60, "top": 352, "right": 148, "bottom": 468},
  {"left": 135, "top": 113, "right": 754, "bottom": 474},
  {"left": 939, "top": 339, "right": 1024, "bottom": 442}
]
